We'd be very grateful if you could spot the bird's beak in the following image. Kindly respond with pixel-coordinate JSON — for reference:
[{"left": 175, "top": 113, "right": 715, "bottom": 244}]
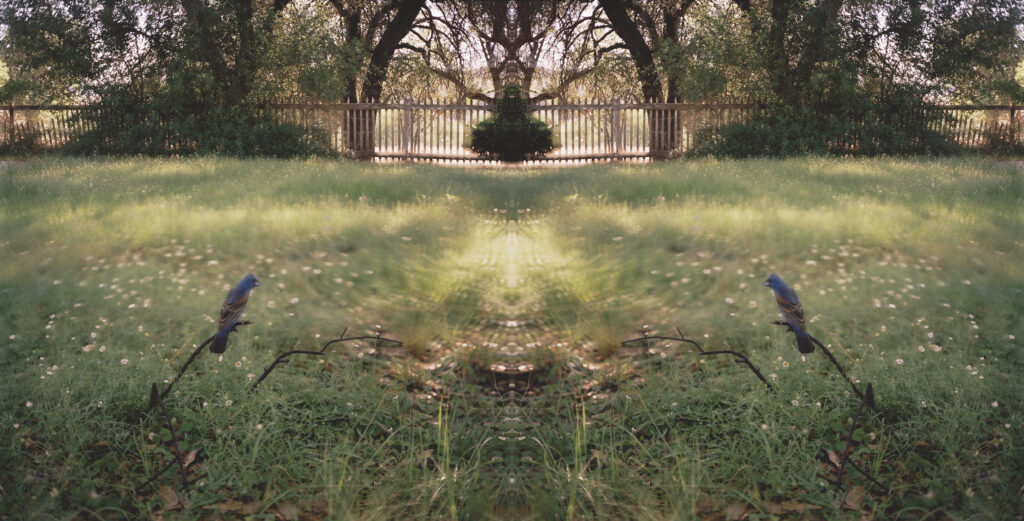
[
  {"left": 254, "top": 280, "right": 262, "bottom": 286},
  {"left": 762, "top": 280, "right": 770, "bottom": 286}
]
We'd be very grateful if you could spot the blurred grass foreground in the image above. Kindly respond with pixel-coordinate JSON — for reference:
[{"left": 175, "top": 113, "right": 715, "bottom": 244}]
[{"left": 1, "top": 157, "right": 1022, "bottom": 520}]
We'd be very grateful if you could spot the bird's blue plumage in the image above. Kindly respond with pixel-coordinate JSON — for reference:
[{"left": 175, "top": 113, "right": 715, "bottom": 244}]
[
  {"left": 210, "top": 273, "right": 260, "bottom": 353},
  {"left": 763, "top": 273, "right": 814, "bottom": 353}
]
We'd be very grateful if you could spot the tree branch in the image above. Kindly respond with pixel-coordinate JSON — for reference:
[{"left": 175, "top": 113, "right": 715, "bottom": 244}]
[
  {"left": 622, "top": 326, "right": 775, "bottom": 391},
  {"left": 151, "top": 321, "right": 254, "bottom": 408},
  {"left": 770, "top": 321, "right": 876, "bottom": 409},
  {"left": 249, "top": 327, "right": 402, "bottom": 392}
]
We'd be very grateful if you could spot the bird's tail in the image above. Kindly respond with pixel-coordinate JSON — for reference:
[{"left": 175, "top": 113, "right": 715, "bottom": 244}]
[
  {"left": 796, "top": 331, "right": 814, "bottom": 354},
  {"left": 210, "top": 333, "right": 228, "bottom": 354}
]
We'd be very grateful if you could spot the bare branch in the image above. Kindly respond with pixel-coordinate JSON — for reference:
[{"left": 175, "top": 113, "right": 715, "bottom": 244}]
[
  {"left": 770, "top": 321, "right": 876, "bottom": 409},
  {"left": 249, "top": 327, "right": 402, "bottom": 392},
  {"left": 151, "top": 321, "right": 253, "bottom": 407},
  {"left": 622, "top": 326, "right": 775, "bottom": 392}
]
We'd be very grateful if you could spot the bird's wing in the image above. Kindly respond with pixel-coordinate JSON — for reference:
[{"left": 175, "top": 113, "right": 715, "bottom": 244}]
[
  {"left": 775, "top": 292, "right": 807, "bottom": 333},
  {"left": 218, "top": 292, "right": 249, "bottom": 332}
]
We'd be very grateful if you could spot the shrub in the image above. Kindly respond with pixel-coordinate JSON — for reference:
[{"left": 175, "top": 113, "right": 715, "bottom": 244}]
[
  {"left": 469, "top": 85, "right": 554, "bottom": 162},
  {"left": 63, "top": 82, "right": 334, "bottom": 158},
  {"left": 688, "top": 85, "right": 960, "bottom": 158}
]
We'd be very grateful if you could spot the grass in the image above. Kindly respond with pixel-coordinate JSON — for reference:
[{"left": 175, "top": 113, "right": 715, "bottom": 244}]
[{"left": 1, "top": 156, "right": 1022, "bottom": 520}]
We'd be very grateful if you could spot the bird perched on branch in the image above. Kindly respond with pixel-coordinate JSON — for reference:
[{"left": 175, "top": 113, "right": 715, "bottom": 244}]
[
  {"left": 763, "top": 273, "right": 814, "bottom": 354},
  {"left": 211, "top": 273, "right": 261, "bottom": 354}
]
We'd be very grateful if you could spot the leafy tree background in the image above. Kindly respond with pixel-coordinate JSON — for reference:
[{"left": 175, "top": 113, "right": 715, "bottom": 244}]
[{"left": 1, "top": 0, "right": 1021, "bottom": 157}]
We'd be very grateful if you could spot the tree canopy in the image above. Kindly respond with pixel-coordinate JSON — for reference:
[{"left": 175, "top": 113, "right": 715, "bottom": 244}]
[{"left": 2, "top": 0, "right": 1020, "bottom": 106}]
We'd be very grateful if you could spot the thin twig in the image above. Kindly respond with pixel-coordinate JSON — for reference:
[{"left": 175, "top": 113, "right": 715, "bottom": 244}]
[
  {"left": 829, "top": 383, "right": 886, "bottom": 491},
  {"left": 148, "top": 383, "right": 189, "bottom": 493},
  {"left": 152, "top": 321, "right": 253, "bottom": 407},
  {"left": 621, "top": 327, "right": 774, "bottom": 391},
  {"left": 249, "top": 327, "right": 402, "bottom": 392},
  {"left": 845, "top": 456, "right": 887, "bottom": 491},
  {"left": 837, "top": 383, "right": 873, "bottom": 484},
  {"left": 135, "top": 458, "right": 177, "bottom": 492}
]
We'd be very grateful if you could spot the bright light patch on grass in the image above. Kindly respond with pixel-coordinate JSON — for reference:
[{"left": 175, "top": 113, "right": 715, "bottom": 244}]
[{"left": 1, "top": 156, "right": 1021, "bottom": 519}]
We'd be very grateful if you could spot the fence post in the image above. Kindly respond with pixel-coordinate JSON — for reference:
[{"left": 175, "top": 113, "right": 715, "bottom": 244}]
[
  {"left": 7, "top": 103, "right": 13, "bottom": 147},
  {"left": 403, "top": 98, "right": 413, "bottom": 159},
  {"left": 1011, "top": 103, "right": 1016, "bottom": 148},
  {"left": 611, "top": 98, "right": 621, "bottom": 159}
]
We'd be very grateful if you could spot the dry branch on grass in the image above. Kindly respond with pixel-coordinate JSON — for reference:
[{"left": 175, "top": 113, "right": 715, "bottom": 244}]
[
  {"left": 622, "top": 326, "right": 775, "bottom": 392},
  {"left": 249, "top": 326, "right": 402, "bottom": 392},
  {"left": 769, "top": 321, "right": 876, "bottom": 409}
]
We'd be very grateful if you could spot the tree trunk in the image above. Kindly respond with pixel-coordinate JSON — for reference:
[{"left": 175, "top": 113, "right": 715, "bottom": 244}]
[
  {"left": 345, "top": 0, "right": 426, "bottom": 157},
  {"left": 597, "top": 0, "right": 671, "bottom": 156}
]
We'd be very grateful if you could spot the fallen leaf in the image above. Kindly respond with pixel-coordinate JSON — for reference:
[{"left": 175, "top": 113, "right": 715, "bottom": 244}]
[
  {"left": 724, "top": 501, "right": 749, "bottom": 521},
  {"left": 827, "top": 450, "right": 842, "bottom": 468},
  {"left": 843, "top": 485, "right": 867, "bottom": 510},
  {"left": 242, "top": 501, "right": 260, "bottom": 515},
  {"left": 765, "top": 502, "right": 784, "bottom": 515},
  {"left": 157, "top": 485, "right": 181, "bottom": 511},
  {"left": 274, "top": 501, "right": 300, "bottom": 521},
  {"left": 782, "top": 499, "right": 813, "bottom": 512},
  {"left": 182, "top": 450, "right": 197, "bottom": 467},
  {"left": 205, "top": 499, "right": 243, "bottom": 513}
]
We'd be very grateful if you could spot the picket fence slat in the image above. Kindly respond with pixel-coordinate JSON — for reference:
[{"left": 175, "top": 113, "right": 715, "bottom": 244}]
[{"left": 2, "top": 101, "right": 1019, "bottom": 158}]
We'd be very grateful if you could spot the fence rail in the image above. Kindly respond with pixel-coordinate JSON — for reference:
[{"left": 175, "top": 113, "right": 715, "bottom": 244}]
[{"left": 1, "top": 101, "right": 1019, "bottom": 159}]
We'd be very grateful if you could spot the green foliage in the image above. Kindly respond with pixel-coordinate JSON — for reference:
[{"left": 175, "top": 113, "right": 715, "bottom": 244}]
[
  {"left": 690, "top": 81, "right": 959, "bottom": 158},
  {"left": 63, "top": 82, "right": 334, "bottom": 158},
  {"left": 469, "top": 85, "right": 554, "bottom": 162},
  {"left": 658, "top": 4, "right": 763, "bottom": 102},
  {"left": 252, "top": 2, "right": 366, "bottom": 102}
]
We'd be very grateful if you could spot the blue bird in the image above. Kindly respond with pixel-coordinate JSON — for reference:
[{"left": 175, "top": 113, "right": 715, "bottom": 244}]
[
  {"left": 210, "top": 273, "right": 261, "bottom": 354},
  {"left": 763, "top": 273, "right": 814, "bottom": 354}
]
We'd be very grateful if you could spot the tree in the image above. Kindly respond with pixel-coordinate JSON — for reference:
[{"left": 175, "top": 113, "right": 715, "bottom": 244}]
[{"left": 400, "top": 0, "right": 622, "bottom": 102}]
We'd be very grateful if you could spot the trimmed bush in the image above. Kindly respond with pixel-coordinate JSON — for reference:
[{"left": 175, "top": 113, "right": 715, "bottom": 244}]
[{"left": 469, "top": 85, "right": 554, "bottom": 162}]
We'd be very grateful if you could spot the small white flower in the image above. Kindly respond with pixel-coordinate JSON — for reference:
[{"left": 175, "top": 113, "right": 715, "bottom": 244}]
[
  {"left": 225, "top": 399, "right": 233, "bottom": 406},
  {"left": 895, "top": 359, "right": 904, "bottom": 366},
  {"left": 256, "top": 424, "right": 264, "bottom": 430},
  {"left": 25, "top": 401, "right": 32, "bottom": 408},
  {"left": 992, "top": 401, "right": 999, "bottom": 408},
  {"left": 120, "top": 359, "right": 129, "bottom": 365}
]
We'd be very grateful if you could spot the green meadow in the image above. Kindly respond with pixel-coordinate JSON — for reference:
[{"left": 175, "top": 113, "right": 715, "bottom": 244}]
[{"left": 1, "top": 157, "right": 1021, "bottom": 520}]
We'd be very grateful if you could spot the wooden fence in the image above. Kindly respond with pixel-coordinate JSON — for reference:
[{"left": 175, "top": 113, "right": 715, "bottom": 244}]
[{"left": 1, "top": 101, "right": 1020, "bottom": 159}]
